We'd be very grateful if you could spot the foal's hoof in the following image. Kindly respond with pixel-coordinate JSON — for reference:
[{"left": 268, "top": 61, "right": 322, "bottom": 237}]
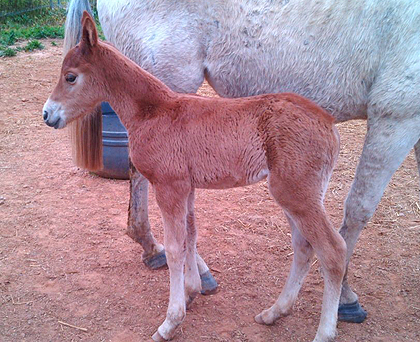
[
  {"left": 186, "top": 291, "right": 199, "bottom": 309},
  {"left": 152, "top": 330, "right": 168, "bottom": 342},
  {"left": 200, "top": 270, "right": 218, "bottom": 295},
  {"left": 254, "top": 311, "right": 276, "bottom": 325},
  {"left": 254, "top": 313, "right": 266, "bottom": 325},
  {"left": 143, "top": 250, "right": 167, "bottom": 270},
  {"left": 338, "top": 300, "right": 367, "bottom": 323}
]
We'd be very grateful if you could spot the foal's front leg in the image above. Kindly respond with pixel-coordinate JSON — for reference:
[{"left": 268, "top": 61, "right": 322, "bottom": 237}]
[
  {"left": 152, "top": 183, "right": 189, "bottom": 341},
  {"left": 127, "top": 163, "right": 218, "bottom": 294}
]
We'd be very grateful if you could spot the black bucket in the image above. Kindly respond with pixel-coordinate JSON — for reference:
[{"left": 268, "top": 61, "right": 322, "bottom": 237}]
[{"left": 94, "top": 102, "right": 129, "bottom": 179}]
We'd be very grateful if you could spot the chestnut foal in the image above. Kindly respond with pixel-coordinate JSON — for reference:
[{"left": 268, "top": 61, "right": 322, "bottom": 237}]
[{"left": 43, "top": 12, "right": 346, "bottom": 342}]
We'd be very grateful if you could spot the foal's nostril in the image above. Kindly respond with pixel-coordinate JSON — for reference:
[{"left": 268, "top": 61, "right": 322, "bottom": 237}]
[{"left": 43, "top": 110, "right": 48, "bottom": 121}]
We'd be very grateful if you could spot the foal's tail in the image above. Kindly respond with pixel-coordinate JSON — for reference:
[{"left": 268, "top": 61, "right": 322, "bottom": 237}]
[{"left": 65, "top": 0, "right": 103, "bottom": 171}]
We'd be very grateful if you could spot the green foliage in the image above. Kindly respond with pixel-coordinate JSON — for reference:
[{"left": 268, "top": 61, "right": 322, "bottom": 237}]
[
  {"left": 0, "top": 6, "right": 66, "bottom": 41},
  {"left": 0, "top": 6, "right": 67, "bottom": 26},
  {"left": 0, "top": 47, "right": 17, "bottom": 57},
  {"left": 0, "top": 7, "right": 63, "bottom": 57},
  {"left": 0, "top": 2, "right": 101, "bottom": 58},
  {"left": 2, "top": 30, "right": 16, "bottom": 45},
  {"left": 0, "top": 26, "right": 64, "bottom": 44},
  {"left": 26, "top": 25, "right": 63, "bottom": 39},
  {"left": 24, "top": 39, "right": 44, "bottom": 51}
]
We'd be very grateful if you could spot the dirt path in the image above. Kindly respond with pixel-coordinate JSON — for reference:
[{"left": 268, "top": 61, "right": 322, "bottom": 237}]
[{"left": 0, "top": 40, "right": 419, "bottom": 342}]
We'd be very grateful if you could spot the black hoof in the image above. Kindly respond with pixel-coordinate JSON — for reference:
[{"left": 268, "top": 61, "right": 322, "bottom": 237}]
[
  {"left": 338, "top": 300, "right": 367, "bottom": 323},
  {"left": 200, "top": 270, "right": 218, "bottom": 295},
  {"left": 143, "top": 250, "right": 167, "bottom": 270}
]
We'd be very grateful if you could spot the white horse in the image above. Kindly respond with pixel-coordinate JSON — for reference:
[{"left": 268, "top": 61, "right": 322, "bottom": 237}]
[{"left": 64, "top": 0, "right": 420, "bottom": 325}]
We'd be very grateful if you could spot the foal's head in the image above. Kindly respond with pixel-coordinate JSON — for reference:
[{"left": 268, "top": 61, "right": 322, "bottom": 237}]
[{"left": 43, "top": 11, "right": 103, "bottom": 129}]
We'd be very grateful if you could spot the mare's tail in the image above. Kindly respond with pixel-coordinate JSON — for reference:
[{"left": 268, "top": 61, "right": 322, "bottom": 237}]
[{"left": 65, "top": 0, "right": 103, "bottom": 171}]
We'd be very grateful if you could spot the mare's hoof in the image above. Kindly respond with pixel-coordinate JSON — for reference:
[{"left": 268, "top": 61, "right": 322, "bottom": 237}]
[
  {"left": 338, "top": 300, "right": 367, "bottom": 323},
  {"left": 200, "top": 270, "right": 218, "bottom": 295},
  {"left": 143, "top": 250, "right": 167, "bottom": 270},
  {"left": 152, "top": 330, "right": 167, "bottom": 342}
]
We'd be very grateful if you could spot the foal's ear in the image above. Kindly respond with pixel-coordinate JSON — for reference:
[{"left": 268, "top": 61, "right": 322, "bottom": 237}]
[{"left": 81, "top": 11, "right": 98, "bottom": 48}]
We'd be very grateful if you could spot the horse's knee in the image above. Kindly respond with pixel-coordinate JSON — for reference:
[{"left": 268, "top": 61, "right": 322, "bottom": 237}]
[
  {"left": 342, "top": 192, "right": 372, "bottom": 228},
  {"left": 339, "top": 194, "right": 373, "bottom": 253},
  {"left": 165, "top": 240, "right": 186, "bottom": 267},
  {"left": 292, "top": 231, "right": 313, "bottom": 257}
]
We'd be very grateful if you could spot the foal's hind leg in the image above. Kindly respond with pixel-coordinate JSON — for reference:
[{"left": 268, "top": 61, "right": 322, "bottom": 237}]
[
  {"left": 127, "top": 161, "right": 166, "bottom": 269},
  {"left": 311, "top": 216, "right": 346, "bottom": 342},
  {"left": 414, "top": 139, "right": 420, "bottom": 189},
  {"left": 289, "top": 208, "right": 346, "bottom": 342},
  {"left": 259, "top": 175, "right": 346, "bottom": 341},
  {"left": 338, "top": 117, "right": 420, "bottom": 323},
  {"left": 255, "top": 214, "right": 314, "bottom": 324},
  {"left": 185, "top": 190, "right": 202, "bottom": 307},
  {"left": 185, "top": 190, "right": 218, "bottom": 297},
  {"left": 258, "top": 210, "right": 345, "bottom": 341},
  {"left": 196, "top": 253, "right": 218, "bottom": 295}
]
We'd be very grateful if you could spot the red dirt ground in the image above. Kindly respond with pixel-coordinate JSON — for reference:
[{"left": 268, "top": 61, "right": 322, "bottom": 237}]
[{"left": 1, "top": 40, "right": 419, "bottom": 342}]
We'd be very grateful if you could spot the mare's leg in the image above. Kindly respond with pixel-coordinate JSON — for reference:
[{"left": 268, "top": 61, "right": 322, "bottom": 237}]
[
  {"left": 255, "top": 213, "right": 314, "bottom": 324},
  {"left": 127, "top": 161, "right": 166, "bottom": 269},
  {"left": 152, "top": 182, "right": 189, "bottom": 342},
  {"left": 185, "top": 189, "right": 201, "bottom": 306},
  {"left": 338, "top": 117, "right": 420, "bottom": 323}
]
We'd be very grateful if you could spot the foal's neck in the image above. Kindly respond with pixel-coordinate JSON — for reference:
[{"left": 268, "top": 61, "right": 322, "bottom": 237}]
[{"left": 98, "top": 42, "right": 176, "bottom": 132}]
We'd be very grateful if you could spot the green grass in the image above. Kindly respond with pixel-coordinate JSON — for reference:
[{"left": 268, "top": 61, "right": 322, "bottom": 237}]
[
  {"left": 0, "top": 7, "right": 65, "bottom": 57},
  {"left": 0, "top": 6, "right": 67, "bottom": 27},
  {"left": 24, "top": 39, "right": 44, "bottom": 51},
  {"left": 0, "top": 25, "right": 64, "bottom": 44},
  {"left": 0, "top": 47, "right": 17, "bottom": 57},
  {"left": 0, "top": 6, "right": 102, "bottom": 58}
]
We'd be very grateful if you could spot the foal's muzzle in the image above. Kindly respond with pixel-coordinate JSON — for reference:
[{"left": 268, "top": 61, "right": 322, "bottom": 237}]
[
  {"left": 42, "top": 99, "right": 66, "bottom": 129},
  {"left": 43, "top": 110, "right": 62, "bottom": 129}
]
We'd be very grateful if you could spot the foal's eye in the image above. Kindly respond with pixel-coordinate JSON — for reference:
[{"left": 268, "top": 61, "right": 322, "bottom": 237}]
[{"left": 65, "top": 73, "right": 77, "bottom": 84}]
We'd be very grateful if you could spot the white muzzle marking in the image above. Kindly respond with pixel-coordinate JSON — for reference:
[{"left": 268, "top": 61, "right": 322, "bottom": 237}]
[{"left": 42, "top": 98, "right": 67, "bottom": 129}]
